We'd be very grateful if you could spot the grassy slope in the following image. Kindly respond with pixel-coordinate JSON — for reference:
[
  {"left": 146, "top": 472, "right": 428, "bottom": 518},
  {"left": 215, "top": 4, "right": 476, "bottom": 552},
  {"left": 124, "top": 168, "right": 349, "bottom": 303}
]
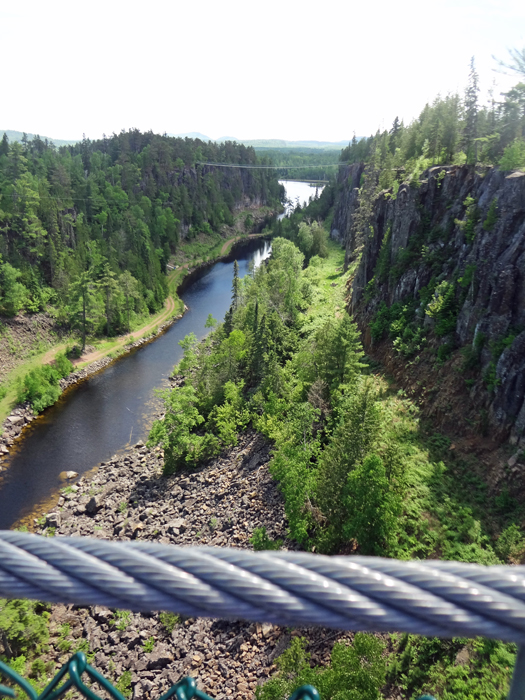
[{"left": 304, "top": 240, "right": 517, "bottom": 697}]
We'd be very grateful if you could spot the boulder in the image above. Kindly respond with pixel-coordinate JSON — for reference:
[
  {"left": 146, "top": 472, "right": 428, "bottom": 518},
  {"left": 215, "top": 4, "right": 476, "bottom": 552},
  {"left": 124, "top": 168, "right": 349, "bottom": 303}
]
[
  {"left": 46, "top": 511, "right": 61, "bottom": 528},
  {"left": 85, "top": 496, "right": 99, "bottom": 514},
  {"left": 167, "top": 518, "right": 187, "bottom": 535}
]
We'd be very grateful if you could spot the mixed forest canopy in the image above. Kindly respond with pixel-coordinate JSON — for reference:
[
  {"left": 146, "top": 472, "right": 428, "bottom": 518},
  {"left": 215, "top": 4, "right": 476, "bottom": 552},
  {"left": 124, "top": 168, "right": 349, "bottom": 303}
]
[
  {"left": 0, "top": 131, "right": 282, "bottom": 340},
  {"left": 340, "top": 57, "right": 525, "bottom": 180}
]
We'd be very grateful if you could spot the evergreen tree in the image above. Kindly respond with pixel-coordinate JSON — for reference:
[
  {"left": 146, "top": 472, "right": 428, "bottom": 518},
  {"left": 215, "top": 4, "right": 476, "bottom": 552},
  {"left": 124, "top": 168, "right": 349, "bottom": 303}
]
[
  {"left": 100, "top": 263, "right": 118, "bottom": 336},
  {"left": 69, "top": 271, "right": 102, "bottom": 351},
  {"left": 463, "top": 57, "right": 480, "bottom": 163},
  {"left": 231, "top": 260, "right": 240, "bottom": 310},
  {"left": 0, "top": 133, "right": 8, "bottom": 157},
  {"left": 119, "top": 270, "right": 140, "bottom": 331}
]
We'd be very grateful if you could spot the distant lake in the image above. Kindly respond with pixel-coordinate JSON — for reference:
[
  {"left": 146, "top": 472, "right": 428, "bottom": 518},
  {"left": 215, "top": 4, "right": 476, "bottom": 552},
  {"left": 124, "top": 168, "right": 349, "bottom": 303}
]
[{"left": 279, "top": 180, "right": 325, "bottom": 218}]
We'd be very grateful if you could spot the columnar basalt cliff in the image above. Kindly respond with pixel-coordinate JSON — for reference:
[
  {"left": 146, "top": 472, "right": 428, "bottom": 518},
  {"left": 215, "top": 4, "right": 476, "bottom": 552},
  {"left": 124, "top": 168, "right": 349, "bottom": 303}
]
[{"left": 331, "top": 164, "right": 525, "bottom": 440}]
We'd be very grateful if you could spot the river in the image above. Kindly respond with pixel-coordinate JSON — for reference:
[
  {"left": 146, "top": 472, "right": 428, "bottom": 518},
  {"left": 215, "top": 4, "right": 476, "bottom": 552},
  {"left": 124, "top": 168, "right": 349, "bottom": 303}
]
[{"left": 0, "top": 239, "right": 271, "bottom": 530}]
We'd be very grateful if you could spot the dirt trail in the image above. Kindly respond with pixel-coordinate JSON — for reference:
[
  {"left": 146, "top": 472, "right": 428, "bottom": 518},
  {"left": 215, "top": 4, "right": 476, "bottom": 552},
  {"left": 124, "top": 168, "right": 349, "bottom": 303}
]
[{"left": 219, "top": 233, "right": 260, "bottom": 256}]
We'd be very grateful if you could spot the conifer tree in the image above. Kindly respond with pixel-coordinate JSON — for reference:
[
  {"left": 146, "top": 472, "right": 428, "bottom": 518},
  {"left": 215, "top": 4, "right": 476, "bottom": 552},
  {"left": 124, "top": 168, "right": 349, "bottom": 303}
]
[
  {"left": 231, "top": 260, "right": 240, "bottom": 310},
  {"left": 463, "top": 57, "right": 480, "bottom": 163},
  {"left": 0, "top": 133, "right": 8, "bottom": 157}
]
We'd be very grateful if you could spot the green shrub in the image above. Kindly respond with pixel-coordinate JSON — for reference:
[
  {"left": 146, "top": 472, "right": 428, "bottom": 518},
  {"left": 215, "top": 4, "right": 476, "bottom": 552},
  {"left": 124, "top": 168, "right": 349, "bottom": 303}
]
[
  {"left": 159, "top": 612, "right": 180, "bottom": 633},
  {"left": 17, "top": 354, "right": 72, "bottom": 413},
  {"left": 250, "top": 526, "right": 282, "bottom": 551},
  {"left": 370, "top": 302, "right": 391, "bottom": 342},
  {"left": 53, "top": 352, "right": 73, "bottom": 378},
  {"left": 426, "top": 281, "right": 457, "bottom": 337},
  {"left": 495, "top": 524, "right": 525, "bottom": 562},
  {"left": 0, "top": 599, "right": 50, "bottom": 657},
  {"left": 483, "top": 199, "right": 498, "bottom": 231},
  {"left": 459, "top": 263, "right": 476, "bottom": 289},
  {"left": 388, "top": 634, "right": 515, "bottom": 700},
  {"left": 111, "top": 610, "right": 131, "bottom": 631},
  {"left": 499, "top": 138, "right": 525, "bottom": 171},
  {"left": 437, "top": 342, "right": 454, "bottom": 363},
  {"left": 115, "top": 670, "right": 132, "bottom": 699},
  {"left": 256, "top": 634, "right": 386, "bottom": 700},
  {"left": 142, "top": 637, "right": 155, "bottom": 653}
]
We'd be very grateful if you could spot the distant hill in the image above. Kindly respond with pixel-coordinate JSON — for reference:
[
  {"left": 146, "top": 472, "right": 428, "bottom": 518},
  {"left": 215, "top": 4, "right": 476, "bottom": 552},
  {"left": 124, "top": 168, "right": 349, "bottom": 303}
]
[
  {"left": 216, "top": 137, "right": 352, "bottom": 150},
  {"left": 171, "top": 134, "right": 353, "bottom": 150},
  {"left": 1, "top": 129, "right": 353, "bottom": 151},
  {"left": 0, "top": 130, "right": 78, "bottom": 147}
]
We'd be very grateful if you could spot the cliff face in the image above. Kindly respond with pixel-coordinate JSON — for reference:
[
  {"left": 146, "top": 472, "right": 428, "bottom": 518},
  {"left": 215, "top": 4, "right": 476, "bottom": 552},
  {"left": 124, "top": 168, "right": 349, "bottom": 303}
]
[{"left": 332, "top": 164, "right": 525, "bottom": 440}]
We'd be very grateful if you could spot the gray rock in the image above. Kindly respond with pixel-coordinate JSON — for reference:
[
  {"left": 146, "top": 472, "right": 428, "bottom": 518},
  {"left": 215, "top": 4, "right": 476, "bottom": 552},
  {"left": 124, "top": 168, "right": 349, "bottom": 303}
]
[
  {"left": 167, "top": 518, "right": 187, "bottom": 535},
  {"left": 147, "top": 646, "right": 173, "bottom": 670},
  {"left": 45, "top": 512, "right": 61, "bottom": 528}
]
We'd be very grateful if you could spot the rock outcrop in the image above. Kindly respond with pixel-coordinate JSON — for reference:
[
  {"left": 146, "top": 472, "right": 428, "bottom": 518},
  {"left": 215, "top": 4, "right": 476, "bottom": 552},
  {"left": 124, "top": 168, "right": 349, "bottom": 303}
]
[{"left": 332, "top": 164, "right": 525, "bottom": 440}]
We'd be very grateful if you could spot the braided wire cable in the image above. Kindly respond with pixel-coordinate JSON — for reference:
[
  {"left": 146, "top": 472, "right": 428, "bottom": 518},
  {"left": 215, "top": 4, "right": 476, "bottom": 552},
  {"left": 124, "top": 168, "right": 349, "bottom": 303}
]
[{"left": 1, "top": 532, "right": 525, "bottom": 647}]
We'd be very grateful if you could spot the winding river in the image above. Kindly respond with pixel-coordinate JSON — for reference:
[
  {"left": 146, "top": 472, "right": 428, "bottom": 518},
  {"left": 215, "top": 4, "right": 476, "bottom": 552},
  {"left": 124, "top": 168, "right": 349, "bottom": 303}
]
[{"left": 0, "top": 239, "right": 271, "bottom": 529}]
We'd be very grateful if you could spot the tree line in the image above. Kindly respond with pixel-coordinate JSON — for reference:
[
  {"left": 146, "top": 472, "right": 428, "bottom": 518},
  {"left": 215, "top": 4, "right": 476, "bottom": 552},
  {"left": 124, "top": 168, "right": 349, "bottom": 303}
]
[
  {"left": 340, "top": 55, "right": 525, "bottom": 181},
  {"left": 0, "top": 130, "right": 282, "bottom": 346}
]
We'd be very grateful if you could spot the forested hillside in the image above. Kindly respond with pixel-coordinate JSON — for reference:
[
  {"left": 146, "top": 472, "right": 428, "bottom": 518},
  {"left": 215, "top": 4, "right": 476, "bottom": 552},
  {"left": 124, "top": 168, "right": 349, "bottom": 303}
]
[{"left": 0, "top": 131, "right": 282, "bottom": 340}]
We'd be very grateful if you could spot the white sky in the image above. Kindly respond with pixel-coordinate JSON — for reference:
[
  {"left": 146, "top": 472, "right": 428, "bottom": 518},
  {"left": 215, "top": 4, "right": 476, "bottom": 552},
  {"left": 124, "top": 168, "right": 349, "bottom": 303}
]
[{"left": 1, "top": 0, "right": 524, "bottom": 144}]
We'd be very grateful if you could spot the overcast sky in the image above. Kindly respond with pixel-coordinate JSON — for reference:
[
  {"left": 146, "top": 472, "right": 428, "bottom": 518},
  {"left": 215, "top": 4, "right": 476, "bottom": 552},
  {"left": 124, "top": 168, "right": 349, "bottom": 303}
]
[{"left": 1, "top": 0, "right": 523, "bottom": 144}]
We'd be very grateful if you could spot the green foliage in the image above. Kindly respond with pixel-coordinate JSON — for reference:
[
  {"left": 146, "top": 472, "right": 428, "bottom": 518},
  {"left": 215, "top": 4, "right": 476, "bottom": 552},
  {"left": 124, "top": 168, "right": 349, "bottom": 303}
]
[
  {"left": 344, "top": 454, "right": 402, "bottom": 554},
  {"left": 256, "top": 634, "right": 386, "bottom": 700},
  {"left": 0, "top": 263, "right": 29, "bottom": 316},
  {"left": 17, "top": 359, "right": 68, "bottom": 413},
  {"left": 483, "top": 332, "right": 517, "bottom": 391},
  {"left": 495, "top": 524, "right": 525, "bottom": 562},
  {"left": 388, "top": 635, "right": 515, "bottom": 700},
  {"left": 499, "top": 138, "right": 525, "bottom": 171},
  {"left": 57, "top": 624, "right": 72, "bottom": 653},
  {"left": 147, "top": 383, "right": 220, "bottom": 474},
  {"left": 142, "top": 637, "right": 155, "bottom": 653},
  {"left": 458, "top": 263, "right": 476, "bottom": 290},
  {"left": 111, "top": 610, "right": 131, "bottom": 631},
  {"left": 0, "top": 599, "right": 50, "bottom": 657},
  {"left": 371, "top": 300, "right": 426, "bottom": 357},
  {"left": 426, "top": 280, "right": 457, "bottom": 336},
  {"left": 115, "top": 670, "right": 133, "bottom": 698},
  {"left": 483, "top": 199, "right": 498, "bottom": 231},
  {"left": 316, "top": 382, "right": 384, "bottom": 552},
  {"left": 460, "top": 196, "right": 480, "bottom": 244},
  {"left": 159, "top": 612, "right": 180, "bottom": 633},
  {"left": 0, "top": 131, "right": 280, "bottom": 340},
  {"left": 206, "top": 380, "right": 250, "bottom": 447},
  {"left": 250, "top": 526, "right": 282, "bottom": 551}
]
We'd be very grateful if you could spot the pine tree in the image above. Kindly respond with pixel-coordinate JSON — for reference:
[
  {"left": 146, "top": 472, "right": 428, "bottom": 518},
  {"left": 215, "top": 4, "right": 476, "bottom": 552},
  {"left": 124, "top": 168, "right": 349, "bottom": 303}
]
[
  {"left": 100, "top": 263, "right": 118, "bottom": 336},
  {"left": 0, "top": 133, "right": 8, "bottom": 157},
  {"left": 463, "top": 57, "right": 480, "bottom": 163},
  {"left": 231, "top": 260, "right": 240, "bottom": 310}
]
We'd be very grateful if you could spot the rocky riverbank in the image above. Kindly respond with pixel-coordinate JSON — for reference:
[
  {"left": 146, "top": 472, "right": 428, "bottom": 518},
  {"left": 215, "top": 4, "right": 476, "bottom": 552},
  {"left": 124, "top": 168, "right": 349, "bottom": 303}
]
[
  {"left": 0, "top": 308, "right": 186, "bottom": 464},
  {"left": 35, "top": 430, "right": 353, "bottom": 700}
]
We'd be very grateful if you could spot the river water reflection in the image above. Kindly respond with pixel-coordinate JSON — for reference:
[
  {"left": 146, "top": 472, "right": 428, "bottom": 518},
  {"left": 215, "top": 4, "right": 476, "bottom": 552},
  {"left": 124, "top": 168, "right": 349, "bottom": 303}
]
[{"left": 0, "top": 239, "right": 271, "bottom": 529}]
